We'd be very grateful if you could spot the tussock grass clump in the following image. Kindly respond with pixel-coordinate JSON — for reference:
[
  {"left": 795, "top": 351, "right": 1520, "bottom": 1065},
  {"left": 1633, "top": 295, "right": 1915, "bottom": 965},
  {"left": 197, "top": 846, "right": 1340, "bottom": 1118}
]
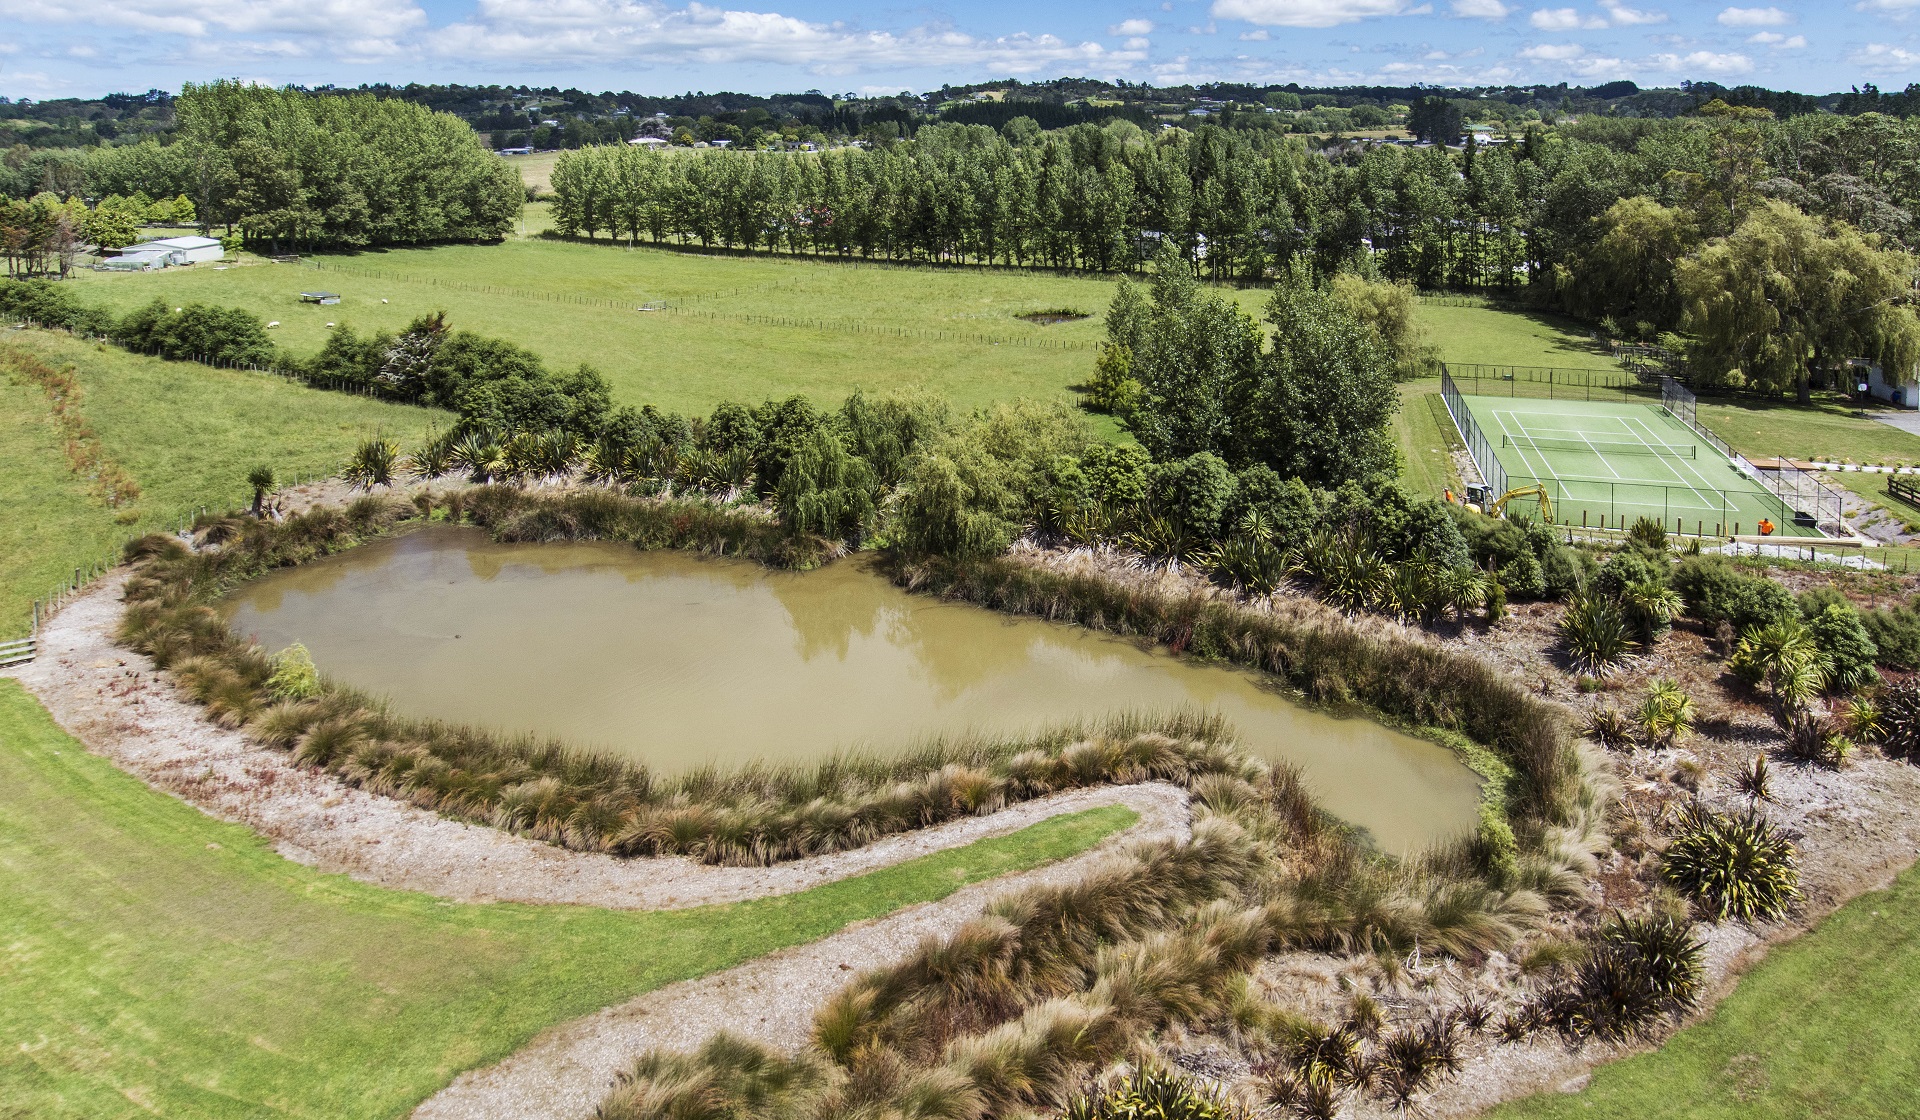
[{"left": 117, "top": 499, "right": 1249, "bottom": 866}]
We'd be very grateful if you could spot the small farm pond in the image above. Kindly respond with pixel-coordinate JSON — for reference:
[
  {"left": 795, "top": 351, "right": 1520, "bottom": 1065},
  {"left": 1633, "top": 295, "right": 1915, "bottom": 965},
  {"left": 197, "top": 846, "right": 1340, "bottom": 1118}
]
[{"left": 225, "top": 526, "right": 1482, "bottom": 850}]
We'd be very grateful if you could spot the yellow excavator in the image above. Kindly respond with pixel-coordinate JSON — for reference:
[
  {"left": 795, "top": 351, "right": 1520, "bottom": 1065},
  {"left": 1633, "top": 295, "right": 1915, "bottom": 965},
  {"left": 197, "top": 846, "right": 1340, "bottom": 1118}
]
[{"left": 1488, "top": 485, "right": 1555, "bottom": 524}]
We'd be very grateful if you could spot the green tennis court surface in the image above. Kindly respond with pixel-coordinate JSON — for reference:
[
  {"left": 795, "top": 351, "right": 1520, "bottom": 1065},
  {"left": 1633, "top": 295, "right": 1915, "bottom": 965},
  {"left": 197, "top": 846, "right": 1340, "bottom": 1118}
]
[{"left": 1461, "top": 396, "right": 1821, "bottom": 538}]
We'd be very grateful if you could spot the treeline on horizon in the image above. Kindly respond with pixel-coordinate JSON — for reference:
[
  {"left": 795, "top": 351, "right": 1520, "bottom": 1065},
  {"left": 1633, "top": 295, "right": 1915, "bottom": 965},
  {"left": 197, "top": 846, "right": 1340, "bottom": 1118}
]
[{"left": 7, "top": 73, "right": 1920, "bottom": 157}]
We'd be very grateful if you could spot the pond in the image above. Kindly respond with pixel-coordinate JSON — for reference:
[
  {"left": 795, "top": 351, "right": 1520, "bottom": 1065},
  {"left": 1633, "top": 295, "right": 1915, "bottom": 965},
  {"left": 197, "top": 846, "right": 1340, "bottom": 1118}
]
[{"left": 224, "top": 526, "right": 1483, "bottom": 851}]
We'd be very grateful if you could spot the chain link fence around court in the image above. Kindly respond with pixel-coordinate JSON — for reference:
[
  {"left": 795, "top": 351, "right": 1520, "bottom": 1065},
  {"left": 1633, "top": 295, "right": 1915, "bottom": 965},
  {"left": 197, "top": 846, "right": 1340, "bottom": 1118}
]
[
  {"left": 1658, "top": 374, "right": 1847, "bottom": 535},
  {"left": 1439, "top": 365, "right": 1825, "bottom": 537}
]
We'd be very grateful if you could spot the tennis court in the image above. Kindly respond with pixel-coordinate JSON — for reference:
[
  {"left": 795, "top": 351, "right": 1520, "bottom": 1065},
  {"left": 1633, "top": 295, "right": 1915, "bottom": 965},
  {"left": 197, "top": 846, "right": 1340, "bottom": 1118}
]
[{"left": 1454, "top": 395, "right": 1821, "bottom": 538}]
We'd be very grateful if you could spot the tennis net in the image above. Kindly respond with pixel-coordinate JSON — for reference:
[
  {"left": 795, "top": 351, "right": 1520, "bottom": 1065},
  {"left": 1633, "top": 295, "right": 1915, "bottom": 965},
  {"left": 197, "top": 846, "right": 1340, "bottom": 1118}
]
[{"left": 1501, "top": 434, "right": 1696, "bottom": 459}]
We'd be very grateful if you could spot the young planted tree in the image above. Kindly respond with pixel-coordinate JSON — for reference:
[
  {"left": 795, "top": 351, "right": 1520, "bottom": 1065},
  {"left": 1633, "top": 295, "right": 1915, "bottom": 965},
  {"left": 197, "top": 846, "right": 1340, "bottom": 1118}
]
[{"left": 246, "top": 464, "right": 275, "bottom": 517}]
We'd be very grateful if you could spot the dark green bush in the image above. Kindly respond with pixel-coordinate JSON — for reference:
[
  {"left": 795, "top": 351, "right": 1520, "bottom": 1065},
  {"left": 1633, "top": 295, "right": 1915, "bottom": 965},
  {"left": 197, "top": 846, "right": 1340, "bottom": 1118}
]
[
  {"left": 1861, "top": 597, "right": 1920, "bottom": 670},
  {"left": 112, "top": 298, "right": 276, "bottom": 366},
  {"left": 1149, "top": 451, "right": 1237, "bottom": 538},
  {"left": 1672, "top": 556, "right": 1794, "bottom": 631},
  {"left": 1801, "top": 598, "right": 1879, "bottom": 691},
  {"left": 0, "top": 278, "right": 116, "bottom": 334}
]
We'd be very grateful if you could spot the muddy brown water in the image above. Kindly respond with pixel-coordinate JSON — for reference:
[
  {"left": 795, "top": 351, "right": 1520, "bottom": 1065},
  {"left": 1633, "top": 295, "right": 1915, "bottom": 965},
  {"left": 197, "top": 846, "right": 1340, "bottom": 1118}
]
[{"left": 224, "top": 526, "right": 1482, "bottom": 850}]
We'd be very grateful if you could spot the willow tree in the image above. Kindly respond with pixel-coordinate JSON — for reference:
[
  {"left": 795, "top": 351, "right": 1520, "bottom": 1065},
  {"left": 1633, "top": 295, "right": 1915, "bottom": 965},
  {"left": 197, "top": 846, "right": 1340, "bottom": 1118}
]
[{"left": 1679, "top": 201, "right": 1920, "bottom": 399}]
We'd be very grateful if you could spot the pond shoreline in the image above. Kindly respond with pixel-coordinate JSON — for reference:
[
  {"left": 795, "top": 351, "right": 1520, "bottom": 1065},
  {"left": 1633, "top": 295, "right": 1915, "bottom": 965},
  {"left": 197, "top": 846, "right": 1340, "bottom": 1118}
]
[{"left": 6, "top": 571, "right": 1191, "bottom": 911}]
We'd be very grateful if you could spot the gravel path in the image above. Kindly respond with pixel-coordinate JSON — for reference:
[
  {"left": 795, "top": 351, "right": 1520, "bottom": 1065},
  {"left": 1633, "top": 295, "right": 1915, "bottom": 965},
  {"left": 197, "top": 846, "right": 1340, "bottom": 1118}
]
[
  {"left": 6, "top": 572, "right": 1189, "bottom": 910},
  {"left": 413, "top": 794, "right": 1189, "bottom": 1120}
]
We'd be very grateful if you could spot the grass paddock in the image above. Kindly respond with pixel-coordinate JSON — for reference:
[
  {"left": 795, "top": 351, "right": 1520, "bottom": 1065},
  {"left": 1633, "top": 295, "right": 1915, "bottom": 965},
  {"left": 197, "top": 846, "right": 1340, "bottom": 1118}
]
[
  {"left": 0, "top": 333, "right": 443, "bottom": 637},
  {"left": 0, "top": 678, "right": 1131, "bottom": 1119}
]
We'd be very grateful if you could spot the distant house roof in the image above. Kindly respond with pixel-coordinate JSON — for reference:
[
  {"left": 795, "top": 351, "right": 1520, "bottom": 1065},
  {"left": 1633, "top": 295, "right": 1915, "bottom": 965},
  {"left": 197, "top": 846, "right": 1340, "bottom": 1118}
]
[
  {"left": 497, "top": 146, "right": 533, "bottom": 155},
  {"left": 628, "top": 136, "right": 668, "bottom": 146}
]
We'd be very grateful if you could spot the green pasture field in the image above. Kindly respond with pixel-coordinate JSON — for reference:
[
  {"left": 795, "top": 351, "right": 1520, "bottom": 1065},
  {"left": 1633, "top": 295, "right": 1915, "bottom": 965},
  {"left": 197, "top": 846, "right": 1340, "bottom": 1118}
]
[
  {"left": 1457, "top": 394, "right": 1818, "bottom": 538},
  {"left": 0, "top": 332, "right": 444, "bottom": 638},
  {"left": 65, "top": 238, "right": 1126, "bottom": 423},
  {"left": 1494, "top": 857, "right": 1920, "bottom": 1120},
  {"left": 0, "top": 677, "right": 1131, "bottom": 1119},
  {"left": 1415, "top": 302, "right": 1623, "bottom": 371}
]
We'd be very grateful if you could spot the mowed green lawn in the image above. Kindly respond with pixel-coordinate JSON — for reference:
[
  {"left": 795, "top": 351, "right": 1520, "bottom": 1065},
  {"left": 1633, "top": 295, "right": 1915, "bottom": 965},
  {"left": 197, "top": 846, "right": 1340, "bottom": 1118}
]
[
  {"left": 66, "top": 238, "right": 1123, "bottom": 419},
  {"left": 1416, "top": 303, "right": 1623, "bottom": 371},
  {"left": 1, "top": 332, "right": 444, "bottom": 638},
  {"left": 1495, "top": 857, "right": 1920, "bottom": 1120},
  {"left": 0, "top": 678, "right": 1130, "bottom": 1119},
  {"left": 1695, "top": 396, "right": 1920, "bottom": 467}
]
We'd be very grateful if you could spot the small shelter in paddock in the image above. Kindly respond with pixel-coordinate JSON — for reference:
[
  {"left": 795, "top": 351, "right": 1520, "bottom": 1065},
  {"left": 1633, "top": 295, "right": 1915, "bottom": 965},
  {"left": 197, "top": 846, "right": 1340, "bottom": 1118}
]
[{"left": 299, "top": 291, "right": 341, "bottom": 306}]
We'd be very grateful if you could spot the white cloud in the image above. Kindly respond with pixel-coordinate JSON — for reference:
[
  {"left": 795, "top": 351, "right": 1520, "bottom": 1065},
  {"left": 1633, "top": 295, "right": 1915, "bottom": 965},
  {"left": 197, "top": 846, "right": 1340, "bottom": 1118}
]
[
  {"left": 1239, "top": 27, "right": 1272, "bottom": 38},
  {"left": 0, "top": 0, "right": 424, "bottom": 41},
  {"left": 429, "top": 0, "right": 1135, "bottom": 71},
  {"left": 1124, "top": 35, "right": 1151, "bottom": 48},
  {"left": 1520, "top": 40, "right": 1586, "bottom": 58},
  {"left": 1854, "top": 42, "right": 1920, "bottom": 67},
  {"left": 1210, "top": 0, "right": 1423, "bottom": 28},
  {"left": 1717, "top": 5, "right": 1790, "bottom": 24},
  {"left": 1747, "top": 30, "right": 1805, "bottom": 46},
  {"left": 1529, "top": 7, "right": 1605, "bottom": 29},
  {"left": 1108, "top": 17, "right": 1155, "bottom": 34},
  {"left": 1450, "top": 0, "right": 1511, "bottom": 15},
  {"left": 1854, "top": 0, "right": 1920, "bottom": 11},
  {"left": 1648, "top": 48, "right": 1752, "bottom": 72},
  {"left": 1599, "top": 0, "right": 1666, "bottom": 24}
]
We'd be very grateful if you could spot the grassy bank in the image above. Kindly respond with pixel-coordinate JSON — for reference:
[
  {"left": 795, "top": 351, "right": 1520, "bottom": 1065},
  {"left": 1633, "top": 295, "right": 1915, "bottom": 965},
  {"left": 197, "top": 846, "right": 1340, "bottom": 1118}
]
[
  {"left": 1395, "top": 377, "right": 1463, "bottom": 496},
  {"left": 0, "top": 677, "right": 1132, "bottom": 1120},
  {"left": 1695, "top": 395, "right": 1920, "bottom": 466},
  {"left": 0, "top": 331, "right": 442, "bottom": 637},
  {"left": 1493, "top": 857, "right": 1920, "bottom": 1120}
]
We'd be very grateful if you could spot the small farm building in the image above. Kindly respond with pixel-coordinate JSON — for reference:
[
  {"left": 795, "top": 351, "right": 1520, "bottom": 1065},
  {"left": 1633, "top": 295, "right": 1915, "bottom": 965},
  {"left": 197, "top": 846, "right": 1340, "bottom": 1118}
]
[{"left": 116, "top": 235, "right": 223, "bottom": 265}]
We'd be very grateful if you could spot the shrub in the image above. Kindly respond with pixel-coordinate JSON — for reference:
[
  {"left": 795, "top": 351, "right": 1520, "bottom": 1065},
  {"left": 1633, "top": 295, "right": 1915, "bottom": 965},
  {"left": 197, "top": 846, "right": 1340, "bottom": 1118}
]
[
  {"left": 1728, "top": 619, "right": 1826, "bottom": 717},
  {"left": 1672, "top": 556, "right": 1794, "bottom": 631},
  {"left": 342, "top": 436, "right": 400, "bottom": 490},
  {"left": 776, "top": 429, "right": 878, "bottom": 541},
  {"left": 265, "top": 643, "right": 321, "bottom": 700},
  {"left": 112, "top": 298, "right": 276, "bottom": 366},
  {"left": 1634, "top": 679, "right": 1694, "bottom": 748},
  {"left": 0, "top": 278, "right": 116, "bottom": 334},
  {"left": 1661, "top": 804, "right": 1800, "bottom": 922},
  {"left": 1860, "top": 598, "right": 1920, "bottom": 669},
  {"left": 1628, "top": 515, "right": 1668, "bottom": 551},
  {"left": 1800, "top": 598, "right": 1879, "bottom": 692},
  {"left": 1782, "top": 711, "right": 1852, "bottom": 768},
  {"left": 1149, "top": 452, "right": 1237, "bottom": 539}
]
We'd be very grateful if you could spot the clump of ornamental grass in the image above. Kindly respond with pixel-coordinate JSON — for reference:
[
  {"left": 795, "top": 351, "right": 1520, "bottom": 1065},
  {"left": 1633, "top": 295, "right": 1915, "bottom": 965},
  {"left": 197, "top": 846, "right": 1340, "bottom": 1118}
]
[
  {"left": 1542, "top": 911, "right": 1704, "bottom": 1043},
  {"left": 1064, "top": 1065, "right": 1252, "bottom": 1120}
]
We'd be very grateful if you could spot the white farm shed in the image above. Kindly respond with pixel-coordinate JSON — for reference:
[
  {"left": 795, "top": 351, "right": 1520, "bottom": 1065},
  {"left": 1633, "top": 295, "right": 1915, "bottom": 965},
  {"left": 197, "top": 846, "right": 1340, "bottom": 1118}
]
[{"left": 118, "top": 235, "right": 224, "bottom": 265}]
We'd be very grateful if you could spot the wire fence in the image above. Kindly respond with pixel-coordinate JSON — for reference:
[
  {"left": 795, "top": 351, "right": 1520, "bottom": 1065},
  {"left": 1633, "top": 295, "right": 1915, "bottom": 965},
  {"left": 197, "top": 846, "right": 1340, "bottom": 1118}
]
[
  {"left": 1439, "top": 366, "right": 1507, "bottom": 497},
  {"left": 1441, "top": 363, "right": 1649, "bottom": 402},
  {"left": 1657, "top": 374, "right": 1848, "bottom": 535}
]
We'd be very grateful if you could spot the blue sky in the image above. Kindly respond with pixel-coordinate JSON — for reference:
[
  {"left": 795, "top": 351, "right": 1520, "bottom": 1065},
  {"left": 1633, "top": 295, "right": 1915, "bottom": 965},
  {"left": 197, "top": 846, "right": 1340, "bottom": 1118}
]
[{"left": 0, "top": 0, "right": 1914, "bottom": 101}]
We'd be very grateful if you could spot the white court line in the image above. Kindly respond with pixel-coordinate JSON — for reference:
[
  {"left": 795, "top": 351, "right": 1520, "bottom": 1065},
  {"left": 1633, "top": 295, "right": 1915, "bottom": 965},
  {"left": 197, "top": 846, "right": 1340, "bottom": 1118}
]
[{"left": 1488, "top": 407, "right": 1557, "bottom": 491}]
